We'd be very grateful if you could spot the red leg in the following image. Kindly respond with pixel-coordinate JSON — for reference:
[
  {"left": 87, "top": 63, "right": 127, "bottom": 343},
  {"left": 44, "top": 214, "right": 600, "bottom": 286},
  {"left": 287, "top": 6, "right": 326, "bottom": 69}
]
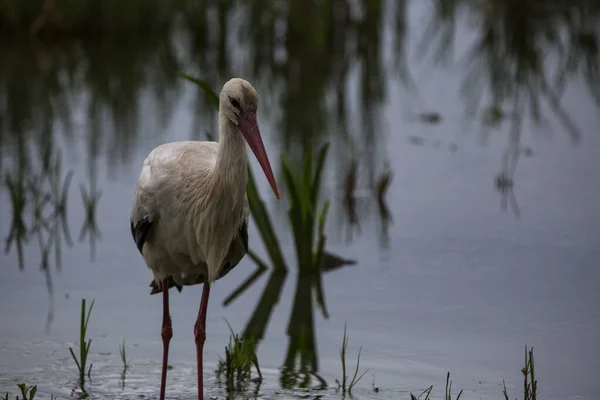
[
  {"left": 194, "top": 281, "right": 211, "bottom": 400},
  {"left": 160, "top": 278, "right": 173, "bottom": 400}
]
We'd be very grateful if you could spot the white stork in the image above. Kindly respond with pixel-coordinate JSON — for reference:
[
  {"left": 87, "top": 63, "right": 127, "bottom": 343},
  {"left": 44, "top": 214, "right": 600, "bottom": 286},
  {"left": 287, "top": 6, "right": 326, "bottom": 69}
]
[{"left": 130, "top": 78, "right": 279, "bottom": 400}]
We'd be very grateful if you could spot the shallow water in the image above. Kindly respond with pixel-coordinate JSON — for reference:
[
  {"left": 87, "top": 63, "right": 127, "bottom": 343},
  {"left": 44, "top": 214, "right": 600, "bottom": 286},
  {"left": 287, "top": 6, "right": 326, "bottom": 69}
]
[{"left": 1, "top": 1, "right": 600, "bottom": 399}]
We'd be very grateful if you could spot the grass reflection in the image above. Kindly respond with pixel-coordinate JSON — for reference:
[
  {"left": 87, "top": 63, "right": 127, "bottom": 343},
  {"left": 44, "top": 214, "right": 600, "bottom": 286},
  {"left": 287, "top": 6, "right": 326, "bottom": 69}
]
[
  {"left": 3, "top": 148, "right": 74, "bottom": 275},
  {"left": 79, "top": 181, "right": 102, "bottom": 262},
  {"left": 4, "top": 165, "right": 28, "bottom": 268},
  {"left": 420, "top": 0, "right": 599, "bottom": 144},
  {"left": 2, "top": 143, "right": 102, "bottom": 332}
]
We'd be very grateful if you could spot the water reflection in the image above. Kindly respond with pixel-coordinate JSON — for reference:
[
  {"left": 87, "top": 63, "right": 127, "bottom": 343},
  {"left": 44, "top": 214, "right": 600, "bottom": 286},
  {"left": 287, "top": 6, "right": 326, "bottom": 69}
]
[
  {"left": 79, "top": 177, "right": 102, "bottom": 262},
  {"left": 224, "top": 255, "right": 355, "bottom": 392},
  {"left": 3, "top": 147, "right": 73, "bottom": 277},
  {"left": 336, "top": 160, "right": 394, "bottom": 247},
  {"left": 419, "top": 0, "right": 598, "bottom": 139},
  {"left": 1, "top": 0, "right": 598, "bottom": 217},
  {"left": 1, "top": 142, "right": 102, "bottom": 332},
  {"left": 495, "top": 147, "right": 521, "bottom": 219}
]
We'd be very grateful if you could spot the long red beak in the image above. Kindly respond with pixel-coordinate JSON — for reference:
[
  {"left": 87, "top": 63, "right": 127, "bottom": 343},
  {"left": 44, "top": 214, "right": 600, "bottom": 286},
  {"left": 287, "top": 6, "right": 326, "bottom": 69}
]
[{"left": 239, "top": 112, "right": 280, "bottom": 199}]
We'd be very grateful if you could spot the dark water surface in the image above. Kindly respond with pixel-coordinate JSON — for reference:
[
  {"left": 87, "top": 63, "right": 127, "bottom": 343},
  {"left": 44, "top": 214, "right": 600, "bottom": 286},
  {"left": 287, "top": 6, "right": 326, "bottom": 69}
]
[{"left": 1, "top": 1, "right": 600, "bottom": 399}]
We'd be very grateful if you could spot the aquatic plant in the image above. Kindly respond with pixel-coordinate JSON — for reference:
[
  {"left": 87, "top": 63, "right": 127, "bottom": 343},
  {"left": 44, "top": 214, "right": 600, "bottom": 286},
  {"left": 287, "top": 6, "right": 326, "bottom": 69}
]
[
  {"left": 0, "top": 384, "right": 58, "bottom": 400},
  {"left": 118, "top": 338, "right": 129, "bottom": 370},
  {"left": 215, "top": 322, "right": 262, "bottom": 389},
  {"left": 68, "top": 298, "right": 95, "bottom": 387},
  {"left": 503, "top": 346, "right": 537, "bottom": 400},
  {"left": 337, "top": 323, "right": 368, "bottom": 394},
  {"left": 443, "top": 372, "right": 463, "bottom": 400},
  {"left": 118, "top": 338, "right": 129, "bottom": 388},
  {"left": 408, "top": 349, "right": 539, "bottom": 400},
  {"left": 410, "top": 385, "right": 433, "bottom": 400},
  {"left": 409, "top": 373, "right": 462, "bottom": 400}
]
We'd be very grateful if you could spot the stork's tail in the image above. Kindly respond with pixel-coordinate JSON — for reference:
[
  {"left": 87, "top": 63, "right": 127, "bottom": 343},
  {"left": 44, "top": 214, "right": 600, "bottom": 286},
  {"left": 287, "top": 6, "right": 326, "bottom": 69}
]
[{"left": 149, "top": 277, "right": 183, "bottom": 295}]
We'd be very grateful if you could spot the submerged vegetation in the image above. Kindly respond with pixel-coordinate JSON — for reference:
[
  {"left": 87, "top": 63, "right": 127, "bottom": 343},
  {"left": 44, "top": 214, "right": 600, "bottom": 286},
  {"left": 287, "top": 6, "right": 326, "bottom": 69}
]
[
  {"left": 118, "top": 339, "right": 129, "bottom": 371},
  {"left": 68, "top": 298, "right": 94, "bottom": 388},
  {"left": 1, "top": 384, "right": 38, "bottom": 400},
  {"left": 1, "top": 384, "right": 58, "bottom": 400},
  {"left": 337, "top": 323, "right": 368, "bottom": 395},
  {"left": 409, "top": 373, "right": 463, "bottom": 400},
  {"left": 503, "top": 347, "right": 538, "bottom": 400},
  {"left": 215, "top": 323, "right": 262, "bottom": 390}
]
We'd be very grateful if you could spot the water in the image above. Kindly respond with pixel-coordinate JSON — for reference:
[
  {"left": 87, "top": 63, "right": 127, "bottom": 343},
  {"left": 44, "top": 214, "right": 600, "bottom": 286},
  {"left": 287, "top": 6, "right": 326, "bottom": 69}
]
[{"left": 1, "top": 1, "right": 600, "bottom": 399}]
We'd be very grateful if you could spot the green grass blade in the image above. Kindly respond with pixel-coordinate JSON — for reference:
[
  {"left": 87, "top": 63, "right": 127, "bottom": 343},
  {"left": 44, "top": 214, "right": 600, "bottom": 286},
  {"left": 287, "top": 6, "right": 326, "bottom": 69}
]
[
  {"left": 17, "top": 384, "right": 27, "bottom": 399},
  {"left": 178, "top": 73, "right": 219, "bottom": 108},
  {"left": 348, "top": 346, "right": 368, "bottom": 392},
  {"left": 246, "top": 166, "right": 286, "bottom": 271},
  {"left": 311, "top": 143, "right": 330, "bottom": 206},
  {"left": 282, "top": 155, "right": 313, "bottom": 220},
  {"left": 69, "top": 347, "right": 82, "bottom": 372},
  {"left": 247, "top": 250, "right": 269, "bottom": 271},
  {"left": 281, "top": 156, "right": 302, "bottom": 210},
  {"left": 318, "top": 201, "right": 330, "bottom": 236},
  {"left": 303, "top": 141, "right": 313, "bottom": 189},
  {"left": 84, "top": 300, "right": 95, "bottom": 332}
]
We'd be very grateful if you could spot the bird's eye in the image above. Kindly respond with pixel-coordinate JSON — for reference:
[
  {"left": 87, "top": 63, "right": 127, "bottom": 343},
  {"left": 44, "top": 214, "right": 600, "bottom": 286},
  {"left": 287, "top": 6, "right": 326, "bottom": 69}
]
[{"left": 229, "top": 97, "right": 241, "bottom": 109}]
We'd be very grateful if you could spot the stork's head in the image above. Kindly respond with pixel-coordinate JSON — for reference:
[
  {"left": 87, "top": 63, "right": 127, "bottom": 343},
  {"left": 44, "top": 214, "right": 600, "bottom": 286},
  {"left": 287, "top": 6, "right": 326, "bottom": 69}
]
[{"left": 220, "top": 78, "right": 279, "bottom": 199}]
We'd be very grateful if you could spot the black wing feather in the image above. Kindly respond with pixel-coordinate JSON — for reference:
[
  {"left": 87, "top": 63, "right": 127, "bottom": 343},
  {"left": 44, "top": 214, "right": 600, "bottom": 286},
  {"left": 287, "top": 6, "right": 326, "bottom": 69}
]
[
  {"left": 131, "top": 215, "right": 152, "bottom": 254},
  {"left": 240, "top": 220, "right": 249, "bottom": 252}
]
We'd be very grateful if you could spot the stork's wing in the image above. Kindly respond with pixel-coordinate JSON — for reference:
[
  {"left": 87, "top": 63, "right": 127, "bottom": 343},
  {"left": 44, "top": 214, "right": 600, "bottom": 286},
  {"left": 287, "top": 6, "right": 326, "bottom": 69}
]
[{"left": 130, "top": 140, "right": 220, "bottom": 251}]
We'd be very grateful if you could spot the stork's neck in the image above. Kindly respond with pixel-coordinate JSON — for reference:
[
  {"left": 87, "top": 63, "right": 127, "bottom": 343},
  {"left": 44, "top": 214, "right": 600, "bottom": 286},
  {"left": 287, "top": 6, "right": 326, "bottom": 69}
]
[{"left": 212, "top": 115, "right": 248, "bottom": 200}]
